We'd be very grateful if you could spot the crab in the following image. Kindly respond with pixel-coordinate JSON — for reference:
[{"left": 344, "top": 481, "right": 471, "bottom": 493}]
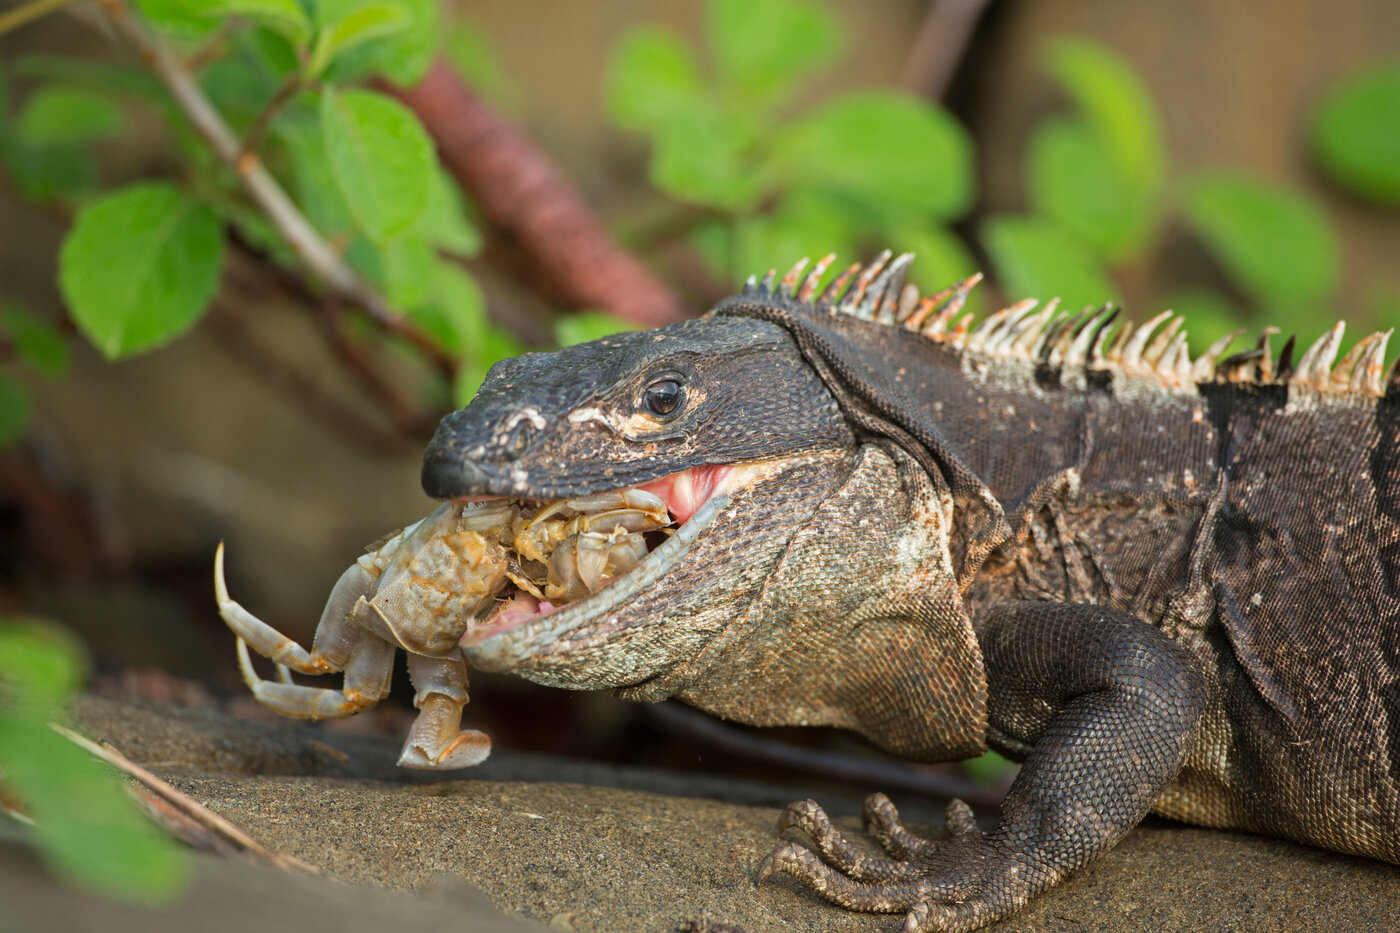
[{"left": 215, "top": 487, "right": 675, "bottom": 769}]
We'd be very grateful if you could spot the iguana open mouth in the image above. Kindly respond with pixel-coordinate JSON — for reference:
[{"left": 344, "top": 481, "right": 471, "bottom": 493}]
[{"left": 455, "top": 462, "right": 771, "bottom": 666}]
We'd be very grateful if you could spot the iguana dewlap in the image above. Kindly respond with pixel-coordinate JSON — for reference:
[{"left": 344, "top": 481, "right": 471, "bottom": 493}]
[{"left": 420, "top": 252, "right": 1400, "bottom": 932}]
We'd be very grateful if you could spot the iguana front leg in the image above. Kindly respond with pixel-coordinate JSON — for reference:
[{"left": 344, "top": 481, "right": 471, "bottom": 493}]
[{"left": 760, "top": 601, "right": 1207, "bottom": 932}]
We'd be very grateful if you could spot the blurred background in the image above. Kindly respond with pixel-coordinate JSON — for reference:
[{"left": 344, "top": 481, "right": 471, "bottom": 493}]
[{"left": 0, "top": 0, "right": 1397, "bottom": 830}]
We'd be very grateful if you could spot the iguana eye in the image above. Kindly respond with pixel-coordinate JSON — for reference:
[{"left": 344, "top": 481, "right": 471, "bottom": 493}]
[{"left": 643, "top": 378, "right": 684, "bottom": 416}]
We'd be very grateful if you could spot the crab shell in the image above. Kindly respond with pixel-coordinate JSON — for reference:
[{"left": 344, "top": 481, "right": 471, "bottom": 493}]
[{"left": 349, "top": 501, "right": 514, "bottom": 658}]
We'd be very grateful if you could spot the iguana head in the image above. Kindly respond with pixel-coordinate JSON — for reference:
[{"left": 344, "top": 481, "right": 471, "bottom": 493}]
[
  {"left": 422, "top": 314, "right": 852, "bottom": 501},
  {"left": 422, "top": 254, "right": 994, "bottom": 760}
]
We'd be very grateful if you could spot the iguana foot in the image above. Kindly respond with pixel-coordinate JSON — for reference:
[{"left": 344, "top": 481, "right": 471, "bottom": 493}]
[{"left": 758, "top": 794, "right": 1037, "bottom": 933}]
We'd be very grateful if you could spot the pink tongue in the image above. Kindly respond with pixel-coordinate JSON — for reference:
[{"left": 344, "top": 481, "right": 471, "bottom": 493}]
[{"left": 639, "top": 465, "right": 728, "bottom": 523}]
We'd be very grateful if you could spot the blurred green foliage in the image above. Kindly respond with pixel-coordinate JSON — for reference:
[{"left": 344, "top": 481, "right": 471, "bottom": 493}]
[
  {"left": 0, "top": 617, "right": 188, "bottom": 901},
  {"left": 1311, "top": 63, "right": 1400, "bottom": 207},
  {"left": 0, "top": 0, "right": 540, "bottom": 413},
  {"left": 0, "top": 0, "right": 1391, "bottom": 439},
  {"left": 606, "top": 0, "right": 978, "bottom": 300},
  {"left": 607, "top": 0, "right": 1399, "bottom": 352}
]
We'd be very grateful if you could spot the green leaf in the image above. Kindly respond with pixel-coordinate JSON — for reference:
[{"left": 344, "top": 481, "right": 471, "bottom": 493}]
[
  {"left": 241, "top": 24, "right": 303, "bottom": 80},
  {"left": 0, "top": 620, "right": 86, "bottom": 713},
  {"left": 324, "top": 0, "right": 440, "bottom": 86},
  {"left": 379, "top": 235, "right": 437, "bottom": 309},
  {"left": 416, "top": 168, "right": 481, "bottom": 256},
  {"left": 135, "top": 0, "right": 220, "bottom": 37},
  {"left": 1042, "top": 38, "right": 1164, "bottom": 200},
  {"left": 453, "top": 328, "right": 526, "bottom": 408},
  {"left": 309, "top": 2, "right": 411, "bottom": 76},
  {"left": 1370, "top": 282, "right": 1400, "bottom": 330},
  {"left": 1310, "top": 62, "right": 1400, "bottom": 207},
  {"left": 1, "top": 303, "right": 69, "bottom": 375},
  {"left": 1158, "top": 288, "right": 1246, "bottom": 354},
  {"left": 320, "top": 87, "right": 435, "bottom": 242},
  {"left": 555, "top": 311, "right": 638, "bottom": 347},
  {"left": 771, "top": 91, "right": 974, "bottom": 221},
  {"left": 724, "top": 189, "right": 856, "bottom": 285},
  {"left": 890, "top": 225, "right": 985, "bottom": 317},
  {"left": 277, "top": 114, "right": 355, "bottom": 235},
  {"left": 443, "top": 15, "right": 517, "bottom": 111},
  {"left": 407, "top": 262, "right": 487, "bottom": 358},
  {"left": 0, "top": 619, "right": 188, "bottom": 903},
  {"left": 650, "top": 102, "right": 762, "bottom": 210},
  {"left": 706, "top": 0, "right": 841, "bottom": 107},
  {"left": 206, "top": 0, "right": 312, "bottom": 46},
  {"left": 1181, "top": 173, "right": 1340, "bottom": 309},
  {"left": 58, "top": 183, "right": 225, "bottom": 359},
  {"left": 960, "top": 750, "right": 1015, "bottom": 786},
  {"left": 1028, "top": 119, "right": 1151, "bottom": 260},
  {"left": 606, "top": 27, "right": 703, "bottom": 133},
  {"left": 16, "top": 87, "right": 123, "bottom": 148},
  {"left": 981, "top": 215, "right": 1118, "bottom": 314},
  {"left": 0, "top": 718, "right": 188, "bottom": 902},
  {"left": 200, "top": 47, "right": 287, "bottom": 132},
  {"left": 0, "top": 372, "right": 29, "bottom": 448},
  {"left": 2, "top": 144, "right": 96, "bottom": 203},
  {"left": 11, "top": 56, "right": 166, "bottom": 103}
]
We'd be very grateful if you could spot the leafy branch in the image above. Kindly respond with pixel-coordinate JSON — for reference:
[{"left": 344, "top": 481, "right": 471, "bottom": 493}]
[
  {"left": 0, "top": 0, "right": 699, "bottom": 458},
  {"left": 95, "top": 0, "right": 417, "bottom": 345}
]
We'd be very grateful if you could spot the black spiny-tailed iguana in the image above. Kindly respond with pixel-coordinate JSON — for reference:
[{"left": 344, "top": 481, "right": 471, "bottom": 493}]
[{"left": 228, "top": 251, "right": 1400, "bottom": 932}]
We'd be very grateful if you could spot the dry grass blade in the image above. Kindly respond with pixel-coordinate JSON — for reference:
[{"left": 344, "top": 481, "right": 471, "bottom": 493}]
[{"left": 50, "top": 722, "right": 321, "bottom": 876}]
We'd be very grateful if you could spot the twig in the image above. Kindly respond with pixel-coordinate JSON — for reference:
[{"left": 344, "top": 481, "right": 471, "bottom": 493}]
[
  {"left": 220, "top": 247, "right": 443, "bottom": 443},
  {"left": 224, "top": 229, "right": 457, "bottom": 377},
  {"left": 204, "top": 300, "right": 417, "bottom": 454},
  {"left": 52, "top": 722, "right": 322, "bottom": 874},
  {"left": 94, "top": 0, "right": 407, "bottom": 336},
  {"left": 385, "top": 60, "right": 689, "bottom": 328},
  {"left": 899, "top": 0, "right": 998, "bottom": 101},
  {"left": 0, "top": 0, "right": 81, "bottom": 37},
  {"left": 184, "top": 17, "right": 238, "bottom": 72},
  {"left": 311, "top": 297, "right": 439, "bottom": 438},
  {"left": 238, "top": 73, "right": 305, "bottom": 164},
  {"left": 641, "top": 701, "right": 1009, "bottom": 807}
]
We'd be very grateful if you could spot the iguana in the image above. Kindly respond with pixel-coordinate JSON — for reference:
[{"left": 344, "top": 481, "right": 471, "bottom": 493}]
[{"left": 230, "top": 252, "right": 1400, "bottom": 931}]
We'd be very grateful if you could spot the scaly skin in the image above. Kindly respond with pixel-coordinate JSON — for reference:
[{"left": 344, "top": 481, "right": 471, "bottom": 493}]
[{"left": 421, "top": 253, "right": 1400, "bottom": 931}]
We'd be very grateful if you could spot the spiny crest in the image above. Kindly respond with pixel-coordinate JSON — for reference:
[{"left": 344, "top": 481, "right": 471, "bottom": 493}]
[{"left": 739, "top": 252, "right": 1395, "bottom": 399}]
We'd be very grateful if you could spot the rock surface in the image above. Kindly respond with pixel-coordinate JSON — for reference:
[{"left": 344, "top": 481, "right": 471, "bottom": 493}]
[{"left": 6, "top": 696, "right": 1397, "bottom": 933}]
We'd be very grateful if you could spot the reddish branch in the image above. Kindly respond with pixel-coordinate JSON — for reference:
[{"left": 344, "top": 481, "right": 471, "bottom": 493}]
[
  {"left": 899, "top": 0, "right": 998, "bottom": 101},
  {"left": 387, "top": 60, "right": 689, "bottom": 328}
]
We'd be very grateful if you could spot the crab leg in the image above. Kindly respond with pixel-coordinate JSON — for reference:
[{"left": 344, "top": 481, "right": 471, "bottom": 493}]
[
  {"left": 235, "top": 629, "right": 394, "bottom": 718},
  {"left": 398, "top": 653, "right": 492, "bottom": 769},
  {"left": 217, "top": 542, "right": 353, "bottom": 675},
  {"left": 218, "top": 541, "right": 396, "bottom": 718}
]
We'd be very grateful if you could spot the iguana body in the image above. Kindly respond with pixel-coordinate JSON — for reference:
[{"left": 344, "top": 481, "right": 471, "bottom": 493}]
[{"left": 420, "top": 253, "right": 1400, "bottom": 931}]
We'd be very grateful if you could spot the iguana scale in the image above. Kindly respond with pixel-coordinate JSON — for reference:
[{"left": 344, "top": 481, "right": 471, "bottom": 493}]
[{"left": 412, "top": 251, "right": 1400, "bottom": 931}]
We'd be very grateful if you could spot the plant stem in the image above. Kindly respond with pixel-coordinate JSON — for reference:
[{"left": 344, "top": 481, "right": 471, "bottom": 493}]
[
  {"left": 238, "top": 73, "right": 305, "bottom": 161},
  {"left": 0, "top": 0, "right": 81, "bottom": 37}
]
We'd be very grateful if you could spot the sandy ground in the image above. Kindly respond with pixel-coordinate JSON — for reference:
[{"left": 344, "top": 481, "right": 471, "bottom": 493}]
[{"left": 2, "top": 696, "right": 1397, "bottom": 933}]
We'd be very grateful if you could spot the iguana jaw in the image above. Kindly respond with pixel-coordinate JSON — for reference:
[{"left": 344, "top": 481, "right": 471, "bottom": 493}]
[{"left": 457, "top": 458, "right": 792, "bottom": 674}]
